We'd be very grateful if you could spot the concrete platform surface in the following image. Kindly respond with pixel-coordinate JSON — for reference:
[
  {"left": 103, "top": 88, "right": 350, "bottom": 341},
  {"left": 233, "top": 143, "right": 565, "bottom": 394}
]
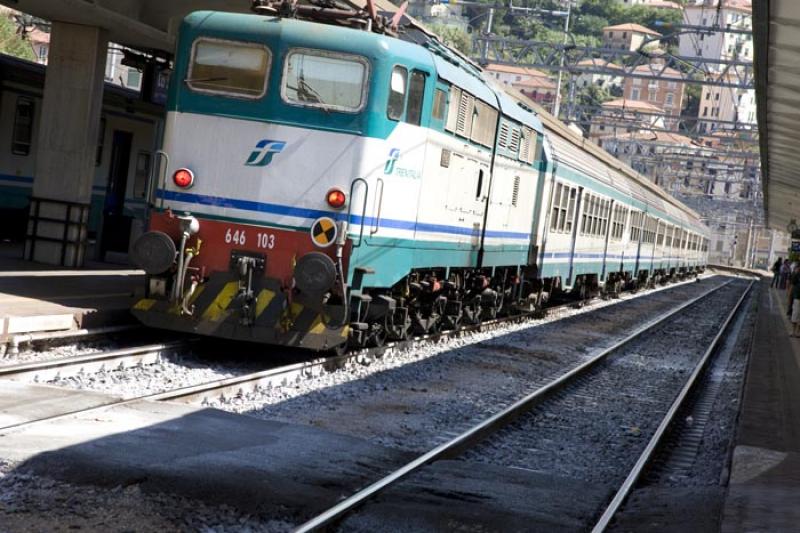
[
  {"left": 721, "top": 285, "right": 800, "bottom": 532},
  {"left": 0, "top": 249, "right": 143, "bottom": 340},
  {"left": 0, "top": 379, "right": 121, "bottom": 429}
]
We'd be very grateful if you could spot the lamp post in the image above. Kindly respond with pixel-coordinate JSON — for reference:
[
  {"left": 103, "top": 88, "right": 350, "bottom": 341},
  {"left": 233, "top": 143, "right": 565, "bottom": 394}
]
[{"left": 552, "top": 0, "right": 573, "bottom": 118}]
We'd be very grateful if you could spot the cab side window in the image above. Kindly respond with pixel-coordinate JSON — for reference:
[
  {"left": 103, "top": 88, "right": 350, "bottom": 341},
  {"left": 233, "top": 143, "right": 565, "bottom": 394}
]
[
  {"left": 387, "top": 66, "right": 427, "bottom": 124},
  {"left": 406, "top": 71, "right": 426, "bottom": 126},
  {"left": 387, "top": 66, "right": 407, "bottom": 120}
]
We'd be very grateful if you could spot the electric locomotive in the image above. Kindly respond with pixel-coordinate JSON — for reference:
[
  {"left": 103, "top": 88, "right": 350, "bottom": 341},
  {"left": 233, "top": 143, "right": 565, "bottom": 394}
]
[{"left": 130, "top": 2, "right": 709, "bottom": 352}]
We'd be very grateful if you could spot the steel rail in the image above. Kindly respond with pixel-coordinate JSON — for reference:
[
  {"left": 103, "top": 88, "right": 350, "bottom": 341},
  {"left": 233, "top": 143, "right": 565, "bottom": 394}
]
[
  {"left": 0, "top": 296, "right": 589, "bottom": 434},
  {"left": 591, "top": 279, "right": 754, "bottom": 532},
  {"left": 292, "top": 279, "right": 735, "bottom": 532},
  {"left": 0, "top": 340, "right": 189, "bottom": 382},
  {"left": 0, "top": 275, "right": 708, "bottom": 435}
]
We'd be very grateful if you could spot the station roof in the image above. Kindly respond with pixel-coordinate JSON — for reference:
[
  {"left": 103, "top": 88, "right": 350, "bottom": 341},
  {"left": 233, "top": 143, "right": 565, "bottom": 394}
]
[{"left": 754, "top": 0, "right": 800, "bottom": 230}]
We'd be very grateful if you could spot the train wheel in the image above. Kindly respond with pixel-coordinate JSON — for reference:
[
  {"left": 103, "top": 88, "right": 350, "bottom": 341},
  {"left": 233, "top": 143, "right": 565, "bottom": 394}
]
[{"left": 370, "top": 323, "right": 387, "bottom": 347}]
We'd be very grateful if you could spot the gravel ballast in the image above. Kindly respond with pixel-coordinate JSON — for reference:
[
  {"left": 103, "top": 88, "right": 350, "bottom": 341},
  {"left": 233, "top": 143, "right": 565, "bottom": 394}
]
[
  {"left": 0, "top": 459, "right": 292, "bottom": 533},
  {"left": 208, "top": 277, "right": 731, "bottom": 454}
]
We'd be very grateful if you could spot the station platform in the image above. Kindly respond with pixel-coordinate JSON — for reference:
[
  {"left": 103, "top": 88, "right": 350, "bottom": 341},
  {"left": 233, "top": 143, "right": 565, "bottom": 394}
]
[
  {"left": 0, "top": 244, "right": 143, "bottom": 347},
  {"left": 721, "top": 280, "right": 800, "bottom": 531}
]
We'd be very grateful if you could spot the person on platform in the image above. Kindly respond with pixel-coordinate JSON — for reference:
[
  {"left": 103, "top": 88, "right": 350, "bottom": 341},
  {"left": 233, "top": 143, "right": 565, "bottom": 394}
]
[
  {"left": 792, "top": 265, "right": 800, "bottom": 337},
  {"left": 781, "top": 260, "right": 792, "bottom": 290},
  {"left": 789, "top": 263, "right": 800, "bottom": 321},
  {"left": 772, "top": 257, "right": 783, "bottom": 288}
]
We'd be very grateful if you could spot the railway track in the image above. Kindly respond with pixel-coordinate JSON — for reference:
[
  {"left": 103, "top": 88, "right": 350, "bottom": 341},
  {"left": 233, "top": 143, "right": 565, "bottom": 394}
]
[
  {"left": 0, "top": 275, "right": 714, "bottom": 435},
  {"left": 291, "top": 278, "right": 753, "bottom": 532},
  {"left": 0, "top": 341, "right": 189, "bottom": 382}
]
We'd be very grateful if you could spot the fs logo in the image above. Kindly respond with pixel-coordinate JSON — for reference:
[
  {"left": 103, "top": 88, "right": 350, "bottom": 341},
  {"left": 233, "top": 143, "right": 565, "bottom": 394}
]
[
  {"left": 384, "top": 148, "right": 400, "bottom": 175},
  {"left": 245, "top": 140, "right": 286, "bottom": 167}
]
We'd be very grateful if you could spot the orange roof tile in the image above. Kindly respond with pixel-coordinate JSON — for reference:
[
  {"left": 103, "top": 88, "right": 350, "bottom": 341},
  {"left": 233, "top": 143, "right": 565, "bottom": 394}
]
[
  {"left": 511, "top": 77, "right": 557, "bottom": 90},
  {"left": 483, "top": 63, "right": 551, "bottom": 78},
  {"left": 602, "top": 98, "right": 665, "bottom": 113},
  {"left": 575, "top": 58, "right": 624, "bottom": 70},
  {"left": 631, "top": 64, "right": 684, "bottom": 79},
  {"left": 602, "top": 23, "right": 662, "bottom": 36}
]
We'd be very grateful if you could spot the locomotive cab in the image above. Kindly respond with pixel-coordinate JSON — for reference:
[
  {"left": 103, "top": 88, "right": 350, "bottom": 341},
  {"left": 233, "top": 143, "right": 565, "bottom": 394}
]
[{"left": 130, "top": 13, "right": 397, "bottom": 351}]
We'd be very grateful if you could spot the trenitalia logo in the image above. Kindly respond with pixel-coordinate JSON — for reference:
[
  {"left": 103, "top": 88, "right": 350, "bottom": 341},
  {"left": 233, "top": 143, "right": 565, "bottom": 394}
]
[
  {"left": 245, "top": 140, "right": 286, "bottom": 167},
  {"left": 384, "top": 148, "right": 400, "bottom": 175}
]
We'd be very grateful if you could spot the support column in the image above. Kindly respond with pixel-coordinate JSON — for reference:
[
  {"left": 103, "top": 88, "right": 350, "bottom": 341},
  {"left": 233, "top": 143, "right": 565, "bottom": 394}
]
[{"left": 25, "top": 22, "right": 108, "bottom": 267}]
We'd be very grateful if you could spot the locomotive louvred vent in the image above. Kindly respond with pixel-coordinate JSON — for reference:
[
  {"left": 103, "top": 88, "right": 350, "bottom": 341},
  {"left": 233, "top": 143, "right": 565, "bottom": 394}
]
[
  {"left": 509, "top": 128, "right": 521, "bottom": 155},
  {"left": 512, "top": 175, "right": 521, "bottom": 207},
  {"left": 519, "top": 128, "right": 530, "bottom": 162},
  {"left": 445, "top": 86, "right": 461, "bottom": 133},
  {"left": 456, "top": 91, "right": 474, "bottom": 138},
  {"left": 498, "top": 122, "right": 509, "bottom": 149},
  {"left": 520, "top": 127, "right": 535, "bottom": 164}
]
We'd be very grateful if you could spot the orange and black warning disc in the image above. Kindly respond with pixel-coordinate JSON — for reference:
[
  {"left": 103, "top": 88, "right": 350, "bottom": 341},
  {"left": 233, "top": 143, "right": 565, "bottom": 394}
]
[{"left": 310, "top": 216, "right": 338, "bottom": 248}]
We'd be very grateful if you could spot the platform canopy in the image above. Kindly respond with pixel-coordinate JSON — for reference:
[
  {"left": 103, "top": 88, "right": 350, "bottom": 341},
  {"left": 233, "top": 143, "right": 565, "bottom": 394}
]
[
  {"left": 754, "top": 0, "right": 800, "bottom": 231},
  {"left": 0, "top": 0, "right": 418, "bottom": 52}
]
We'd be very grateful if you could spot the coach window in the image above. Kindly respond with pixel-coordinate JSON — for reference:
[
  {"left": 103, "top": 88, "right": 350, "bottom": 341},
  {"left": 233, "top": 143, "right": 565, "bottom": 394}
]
[
  {"left": 550, "top": 183, "right": 563, "bottom": 232},
  {"left": 188, "top": 38, "right": 270, "bottom": 99},
  {"left": 406, "top": 70, "right": 426, "bottom": 125},
  {"left": 387, "top": 66, "right": 408, "bottom": 120},
  {"left": 12, "top": 97, "right": 34, "bottom": 156},
  {"left": 565, "top": 189, "right": 577, "bottom": 232},
  {"left": 283, "top": 49, "right": 369, "bottom": 112}
]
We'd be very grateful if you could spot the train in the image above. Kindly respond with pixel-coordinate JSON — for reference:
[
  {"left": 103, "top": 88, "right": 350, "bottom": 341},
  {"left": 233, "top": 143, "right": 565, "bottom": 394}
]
[
  {"left": 0, "top": 54, "right": 162, "bottom": 255},
  {"left": 129, "top": 5, "right": 709, "bottom": 353}
]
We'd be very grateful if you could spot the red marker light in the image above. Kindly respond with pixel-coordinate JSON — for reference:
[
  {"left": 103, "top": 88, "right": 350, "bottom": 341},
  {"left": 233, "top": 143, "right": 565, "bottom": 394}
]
[
  {"left": 326, "top": 188, "right": 346, "bottom": 209},
  {"left": 173, "top": 168, "right": 195, "bottom": 189}
]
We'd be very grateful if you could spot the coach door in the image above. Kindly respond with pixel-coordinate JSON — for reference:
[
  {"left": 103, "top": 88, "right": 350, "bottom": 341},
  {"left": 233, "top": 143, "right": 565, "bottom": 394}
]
[{"left": 100, "top": 130, "right": 133, "bottom": 258}]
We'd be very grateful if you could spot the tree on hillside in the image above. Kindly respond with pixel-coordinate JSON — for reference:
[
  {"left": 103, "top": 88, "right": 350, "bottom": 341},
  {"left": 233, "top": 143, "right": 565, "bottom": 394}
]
[
  {"left": 573, "top": 14, "right": 609, "bottom": 38},
  {"left": 431, "top": 24, "right": 472, "bottom": 55},
  {"left": 0, "top": 16, "right": 35, "bottom": 61},
  {"left": 576, "top": 83, "right": 613, "bottom": 108},
  {"left": 579, "top": 0, "right": 624, "bottom": 22}
]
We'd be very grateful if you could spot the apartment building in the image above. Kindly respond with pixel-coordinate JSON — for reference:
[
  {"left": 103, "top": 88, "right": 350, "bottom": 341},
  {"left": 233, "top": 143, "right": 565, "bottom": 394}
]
[
  {"left": 697, "top": 75, "right": 756, "bottom": 133},
  {"left": 602, "top": 23, "right": 662, "bottom": 52},
  {"left": 588, "top": 98, "right": 666, "bottom": 142},
  {"left": 484, "top": 64, "right": 557, "bottom": 111},
  {"left": 679, "top": 0, "right": 753, "bottom": 71},
  {"left": 575, "top": 58, "right": 624, "bottom": 89},
  {"left": 613, "top": 0, "right": 682, "bottom": 8},
  {"left": 622, "top": 64, "right": 685, "bottom": 125}
]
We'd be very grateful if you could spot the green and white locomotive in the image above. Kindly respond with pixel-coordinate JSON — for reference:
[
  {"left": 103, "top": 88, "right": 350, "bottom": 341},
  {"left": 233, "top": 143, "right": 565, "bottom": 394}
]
[{"left": 130, "top": 3, "right": 709, "bottom": 352}]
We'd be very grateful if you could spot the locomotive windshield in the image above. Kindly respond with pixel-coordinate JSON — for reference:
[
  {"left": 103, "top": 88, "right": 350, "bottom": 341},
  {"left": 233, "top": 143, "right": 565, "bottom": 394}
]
[
  {"left": 187, "top": 38, "right": 271, "bottom": 99},
  {"left": 282, "top": 49, "right": 369, "bottom": 113}
]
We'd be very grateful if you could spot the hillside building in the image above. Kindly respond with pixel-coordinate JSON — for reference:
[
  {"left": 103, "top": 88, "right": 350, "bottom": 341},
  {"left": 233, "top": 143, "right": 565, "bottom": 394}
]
[
  {"left": 698, "top": 74, "right": 757, "bottom": 133},
  {"left": 614, "top": 0, "right": 682, "bottom": 8},
  {"left": 622, "top": 63, "right": 685, "bottom": 127},
  {"left": 588, "top": 98, "right": 665, "bottom": 141},
  {"left": 602, "top": 23, "right": 662, "bottom": 52},
  {"left": 575, "top": 58, "right": 624, "bottom": 90},
  {"left": 679, "top": 0, "right": 753, "bottom": 71},
  {"left": 484, "top": 64, "right": 557, "bottom": 112}
]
